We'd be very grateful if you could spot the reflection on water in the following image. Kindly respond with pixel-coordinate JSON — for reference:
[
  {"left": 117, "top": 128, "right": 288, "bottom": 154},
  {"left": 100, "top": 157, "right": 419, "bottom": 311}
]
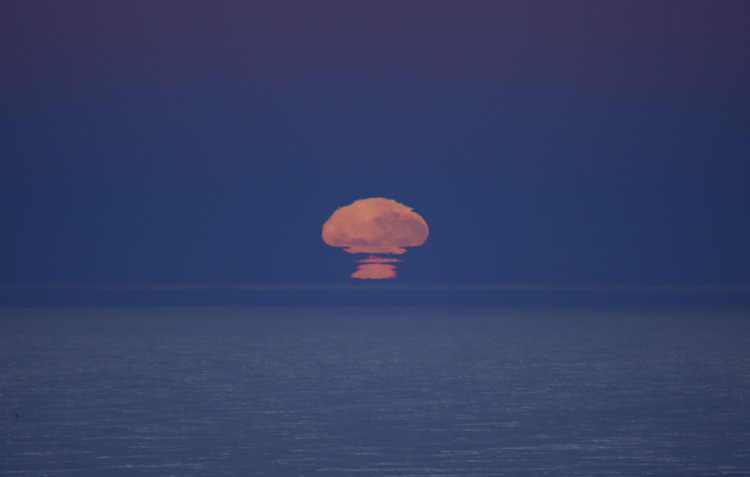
[
  {"left": 2, "top": 306, "right": 750, "bottom": 475},
  {"left": 351, "top": 263, "right": 397, "bottom": 279},
  {"left": 352, "top": 255, "right": 401, "bottom": 279}
]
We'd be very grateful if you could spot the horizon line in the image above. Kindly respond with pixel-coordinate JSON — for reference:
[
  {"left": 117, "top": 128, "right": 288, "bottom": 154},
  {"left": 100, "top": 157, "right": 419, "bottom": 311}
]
[{"left": 2, "top": 283, "right": 750, "bottom": 294}]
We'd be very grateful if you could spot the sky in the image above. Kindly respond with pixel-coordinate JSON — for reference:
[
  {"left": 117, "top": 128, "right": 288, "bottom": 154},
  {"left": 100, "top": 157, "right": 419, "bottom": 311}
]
[{"left": 2, "top": 1, "right": 749, "bottom": 305}]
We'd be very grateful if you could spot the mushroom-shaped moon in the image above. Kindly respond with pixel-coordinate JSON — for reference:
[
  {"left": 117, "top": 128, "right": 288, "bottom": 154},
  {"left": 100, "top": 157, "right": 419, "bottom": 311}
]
[{"left": 322, "top": 198, "right": 429, "bottom": 254}]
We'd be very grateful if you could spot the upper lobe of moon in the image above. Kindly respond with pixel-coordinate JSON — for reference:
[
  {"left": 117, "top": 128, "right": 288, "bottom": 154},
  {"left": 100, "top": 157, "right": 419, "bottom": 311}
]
[{"left": 322, "top": 198, "right": 429, "bottom": 254}]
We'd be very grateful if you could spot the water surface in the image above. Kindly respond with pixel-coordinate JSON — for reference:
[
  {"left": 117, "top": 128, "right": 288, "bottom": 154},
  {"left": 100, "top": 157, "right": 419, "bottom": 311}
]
[{"left": 2, "top": 307, "right": 749, "bottom": 475}]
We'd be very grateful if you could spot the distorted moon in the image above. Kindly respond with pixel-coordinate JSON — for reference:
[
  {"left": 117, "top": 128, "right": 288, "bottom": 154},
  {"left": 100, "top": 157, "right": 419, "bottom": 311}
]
[{"left": 322, "top": 198, "right": 428, "bottom": 279}]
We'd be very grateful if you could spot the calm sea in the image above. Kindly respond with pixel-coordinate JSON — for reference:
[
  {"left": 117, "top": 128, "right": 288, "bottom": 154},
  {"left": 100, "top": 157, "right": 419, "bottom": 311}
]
[{"left": 2, "top": 307, "right": 749, "bottom": 476}]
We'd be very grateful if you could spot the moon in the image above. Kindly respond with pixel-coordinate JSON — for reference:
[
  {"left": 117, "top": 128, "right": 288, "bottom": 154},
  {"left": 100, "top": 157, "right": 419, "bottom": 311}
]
[
  {"left": 322, "top": 198, "right": 429, "bottom": 254},
  {"left": 322, "top": 198, "right": 428, "bottom": 279}
]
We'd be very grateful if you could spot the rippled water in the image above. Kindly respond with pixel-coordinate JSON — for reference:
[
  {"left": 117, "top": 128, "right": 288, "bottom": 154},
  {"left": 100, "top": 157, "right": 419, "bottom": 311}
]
[{"left": 2, "top": 307, "right": 750, "bottom": 475}]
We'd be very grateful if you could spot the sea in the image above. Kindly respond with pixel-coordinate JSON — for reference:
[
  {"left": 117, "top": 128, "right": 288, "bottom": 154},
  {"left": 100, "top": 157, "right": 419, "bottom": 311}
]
[{"left": 2, "top": 306, "right": 749, "bottom": 476}]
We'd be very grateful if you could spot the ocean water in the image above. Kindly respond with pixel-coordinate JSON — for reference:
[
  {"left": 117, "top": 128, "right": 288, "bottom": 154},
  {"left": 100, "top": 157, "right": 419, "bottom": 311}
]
[{"left": 2, "top": 306, "right": 749, "bottom": 476}]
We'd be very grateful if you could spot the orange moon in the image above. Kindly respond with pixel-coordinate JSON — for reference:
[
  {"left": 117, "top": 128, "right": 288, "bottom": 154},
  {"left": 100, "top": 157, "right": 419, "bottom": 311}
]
[
  {"left": 322, "top": 198, "right": 429, "bottom": 255},
  {"left": 322, "top": 198, "right": 429, "bottom": 279}
]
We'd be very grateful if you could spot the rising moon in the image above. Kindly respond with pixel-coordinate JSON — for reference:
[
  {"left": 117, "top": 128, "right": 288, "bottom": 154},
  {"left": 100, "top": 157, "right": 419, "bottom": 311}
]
[{"left": 322, "top": 198, "right": 428, "bottom": 279}]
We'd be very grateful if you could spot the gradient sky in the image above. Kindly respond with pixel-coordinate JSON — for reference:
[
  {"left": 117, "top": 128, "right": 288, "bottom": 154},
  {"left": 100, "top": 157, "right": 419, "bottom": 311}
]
[{"left": 2, "top": 1, "right": 749, "bottom": 304}]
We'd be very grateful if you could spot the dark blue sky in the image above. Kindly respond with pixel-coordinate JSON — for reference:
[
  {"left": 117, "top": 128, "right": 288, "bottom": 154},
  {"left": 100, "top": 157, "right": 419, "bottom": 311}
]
[{"left": 2, "top": 1, "right": 749, "bottom": 302}]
